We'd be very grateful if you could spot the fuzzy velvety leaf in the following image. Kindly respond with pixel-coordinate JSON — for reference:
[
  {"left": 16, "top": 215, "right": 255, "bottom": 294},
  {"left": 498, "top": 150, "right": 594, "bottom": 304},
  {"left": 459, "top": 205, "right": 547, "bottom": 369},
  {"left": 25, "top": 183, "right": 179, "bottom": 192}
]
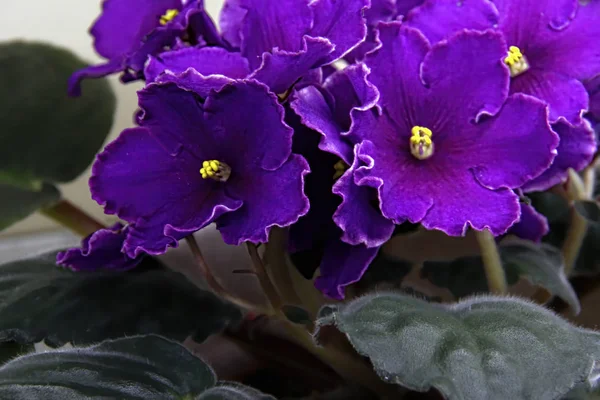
[
  {"left": 0, "top": 335, "right": 274, "bottom": 400},
  {"left": 0, "top": 343, "right": 34, "bottom": 366},
  {"left": 0, "top": 41, "right": 115, "bottom": 185},
  {"left": 316, "top": 294, "right": 600, "bottom": 400},
  {"left": 422, "top": 241, "right": 579, "bottom": 313},
  {"left": 0, "top": 183, "right": 60, "bottom": 231},
  {"left": 0, "top": 252, "right": 241, "bottom": 347}
]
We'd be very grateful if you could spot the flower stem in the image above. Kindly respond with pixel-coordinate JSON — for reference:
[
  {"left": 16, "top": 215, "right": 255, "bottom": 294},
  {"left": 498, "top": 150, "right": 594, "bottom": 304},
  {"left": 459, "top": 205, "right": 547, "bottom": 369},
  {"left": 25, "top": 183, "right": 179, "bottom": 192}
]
[
  {"left": 186, "top": 236, "right": 264, "bottom": 312},
  {"left": 40, "top": 199, "right": 104, "bottom": 237},
  {"left": 247, "top": 243, "right": 284, "bottom": 313},
  {"left": 562, "top": 169, "right": 589, "bottom": 275},
  {"left": 475, "top": 229, "right": 507, "bottom": 294}
]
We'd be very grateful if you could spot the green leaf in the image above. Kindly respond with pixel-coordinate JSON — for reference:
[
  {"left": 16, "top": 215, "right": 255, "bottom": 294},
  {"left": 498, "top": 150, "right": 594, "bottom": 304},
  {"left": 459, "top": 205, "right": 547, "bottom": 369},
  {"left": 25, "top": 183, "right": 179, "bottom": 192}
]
[
  {"left": 353, "top": 252, "right": 412, "bottom": 294},
  {"left": 316, "top": 294, "right": 600, "bottom": 400},
  {"left": 0, "top": 183, "right": 60, "bottom": 230},
  {"left": 0, "top": 342, "right": 34, "bottom": 366},
  {"left": 282, "top": 305, "right": 312, "bottom": 325},
  {"left": 198, "top": 383, "right": 276, "bottom": 399},
  {"left": 0, "top": 335, "right": 273, "bottom": 400},
  {"left": 575, "top": 201, "right": 600, "bottom": 224},
  {"left": 0, "top": 252, "right": 241, "bottom": 347},
  {"left": 0, "top": 41, "right": 116, "bottom": 185},
  {"left": 422, "top": 241, "right": 580, "bottom": 313}
]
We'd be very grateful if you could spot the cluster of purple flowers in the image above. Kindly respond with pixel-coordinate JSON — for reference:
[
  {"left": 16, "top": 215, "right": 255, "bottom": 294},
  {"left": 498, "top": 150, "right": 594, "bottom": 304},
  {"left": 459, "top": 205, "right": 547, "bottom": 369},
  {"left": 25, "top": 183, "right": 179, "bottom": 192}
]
[{"left": 61, "top": 0, "right": 599, "bottom": 299}]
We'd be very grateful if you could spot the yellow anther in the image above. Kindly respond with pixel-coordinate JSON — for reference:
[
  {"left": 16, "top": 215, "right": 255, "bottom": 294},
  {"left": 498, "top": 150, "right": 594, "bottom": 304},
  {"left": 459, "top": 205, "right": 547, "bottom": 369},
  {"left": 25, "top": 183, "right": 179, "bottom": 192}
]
[
  {"left": 409, "top": 126, "right": 434, "bottom": 160},
  {"left": 200, "top": 160, "right": 231, "bottom": 182},
  {"left": 160, "top": 9, "right": 179, "bottom": 25},
  {"left": 333, "top": 160, "right": 349, "bottom": 180},
  {"left": 504, "top": 46, "right": 530, "bottom": 77}
]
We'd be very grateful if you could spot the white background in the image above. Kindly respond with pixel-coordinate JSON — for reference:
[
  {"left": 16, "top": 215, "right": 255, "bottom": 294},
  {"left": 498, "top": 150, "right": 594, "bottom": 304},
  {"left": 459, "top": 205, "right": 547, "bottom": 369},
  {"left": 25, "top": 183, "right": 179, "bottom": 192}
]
[{"left": 0, "top": 0, "right": 226, "bottom": 235}]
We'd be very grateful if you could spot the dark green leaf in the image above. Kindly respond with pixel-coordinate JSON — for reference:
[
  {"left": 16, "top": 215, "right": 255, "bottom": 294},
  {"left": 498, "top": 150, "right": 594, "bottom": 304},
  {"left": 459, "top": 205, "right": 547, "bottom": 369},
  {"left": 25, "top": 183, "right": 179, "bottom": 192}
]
[
  {"left": 316, "top": 294, "right": 600, "bottom": 400},
  {"left": 353, "top": 252, "right": 412, "bottom": 294},
  {"left": 422, "top": 241, "right": 579, "bottom": 313},
  {"left": 0, "top": 335, "right": 214, "bottom": 399},
  {"left": 0, "top": 343, "right": 34, "bottom": 366},
  {"left": 0, "top": 41, "right": 116, "bottom": 185},
  {"left": 198, "top": 383, "right": 276, "bottom": 399},
  {"left": 529, "top": 192, "right": 571, "bottom": 224},
  {"left": 282, "top": 305, "right": 312, "bottom": 325},
  {"left": 0, "top": 252, "right": 241, "bottom": 347},
  {"left": 0, "top": 183, "right": 60, "bottom": 230},
  {"left": 575, "top": 201, "right": 600, "bottom": 224}
]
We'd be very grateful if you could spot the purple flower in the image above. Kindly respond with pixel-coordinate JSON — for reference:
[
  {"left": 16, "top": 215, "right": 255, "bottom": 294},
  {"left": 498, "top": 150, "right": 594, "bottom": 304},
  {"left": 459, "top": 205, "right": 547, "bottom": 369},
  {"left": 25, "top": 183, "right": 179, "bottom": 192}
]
[
  {"left": 346, "top": 24, "right": 558, "bottom": 236},
  {"left": 69, "top": 0, "right": 216, "bottom": 96},
  {"left": 288, "top": 113, "right": 379, "bottom": 299},
  {"left": 90, "top": 76, "right": 309, "bottom": 257},
  {"left": 405, "top": 0, "right": 600, "bottom": 124},
  {"left": 146, "top": 0, "right": 370, "bottom": 94},
  {"left": 346, "top": 0, "right": 425, "bottom": 63},
  {"left": 56, "top": 223, "right": 143, "bottom": 271},
  {"left": 508, "top": 203, "right": 549, "bottom": 243},
  {"left": 586, "top": 75, "right": 600, "bottom": 127}
]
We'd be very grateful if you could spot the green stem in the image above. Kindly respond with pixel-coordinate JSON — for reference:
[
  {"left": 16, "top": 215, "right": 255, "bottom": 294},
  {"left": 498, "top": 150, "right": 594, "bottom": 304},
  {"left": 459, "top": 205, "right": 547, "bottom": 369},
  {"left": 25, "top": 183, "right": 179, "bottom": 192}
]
[
  {"left": 563, "top": 169, "right": 589, "bottom": 276},
  {"left": 40, "top": 199, "right": 104, "bottom": 237},
  {"left": 475, "top": 229, "right": 507, "bottom": 294},
  {"left": 186, "top": 236, "right": 265, "bottom": 313}
]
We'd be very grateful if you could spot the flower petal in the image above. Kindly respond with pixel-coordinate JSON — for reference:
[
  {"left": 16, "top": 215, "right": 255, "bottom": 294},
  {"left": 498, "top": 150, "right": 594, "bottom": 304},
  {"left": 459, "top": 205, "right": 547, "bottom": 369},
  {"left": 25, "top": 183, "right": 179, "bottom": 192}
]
[
  {"left": 216, "top": 154, "right": 310, "bottom": 244},
  {"left": 405, "top": 0, "right": 498, "bottom": 44},
  {"left": 91, "top": 0, "right": 182, "bottom": 59},
  {"left": 510, "top": 68, "right": 589, "bottom": 123},
  {"left": 523, "top": 118, "right": 597, "bottom": 192},
  {"left": 333, "top": 146, "right": 394, "bottom": 247},
  {"left": 91, "top": 128, "right": 242, "bottom": 257},
  {"left": 315, "top": 240, "right": 379, "bottom": 299},
  {"left": 57, "top": 223, "right": 143, "bottom": 271},
  {"left": 145, "top": 47, "right": 251, "bottom": 82},
  {"left": 68, "top": 59, "right": 124, "bottom": 96},
  {"left": 154, "top": 68, "right": 234, "bottom": 98},
  {"left": 450, "top": 94, "right": 559, "bottom": 190},
  {"left": 309, "top": 0, "right": 370, "bottom": 61},
  {"left": 250, "top": 36, "right": 334, "bottom": 94},
  {"left": 508, "top": 203, "right": 549, "bottom": 243}
]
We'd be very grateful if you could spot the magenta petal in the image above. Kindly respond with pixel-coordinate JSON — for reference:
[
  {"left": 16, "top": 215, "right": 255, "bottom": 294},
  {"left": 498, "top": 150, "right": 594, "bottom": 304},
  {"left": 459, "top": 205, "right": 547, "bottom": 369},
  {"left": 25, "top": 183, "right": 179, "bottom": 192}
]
[
  {"left": 315, "top": 240, "right": 379, "bottom": 299},
  {"left": 145, "top": 47, "right": 251, "bottom": 82},
  {"left": 91, "top": 0, "right": 181, "bottom": 59},
  {"left": 155, "top": 68, "right": 233, "bottom": 98},
  {"left": 309, "top": 0, "right": 370, "bottom": 61},
  {"left": 219, "top": 0, "right": 247, "bottom": 48},
  {"left": 397, "top": 0, "right": 425, "bottom": 16},
  {"left": 510, "top": 69, "right": 589, "bottom": 124},
  {"left": 333, "top": 146, "right": 394, "bottom": 247},
  {"left": 250, "top": 36, "right": 334, "bottom": 94},
  {"left": 57, "top": 223, "right": 143, "bottom": 271},
  {"left": 454, "top": 94, "right": 559, "bottom": 190},
  {"left": 523, "top": 119, "right": 597, "bottom": 192},
  {"left": 216, "top": 154, "right": 310, "bottom": 245},
  {"left": 509, "top": 203, "right": 549, "bottom": 243},
  {"left": 586, "top": 75, "right": 600, "bottom": 122},
  {"left": 405, "top": 0, "right": 498, "bottom": 44}
]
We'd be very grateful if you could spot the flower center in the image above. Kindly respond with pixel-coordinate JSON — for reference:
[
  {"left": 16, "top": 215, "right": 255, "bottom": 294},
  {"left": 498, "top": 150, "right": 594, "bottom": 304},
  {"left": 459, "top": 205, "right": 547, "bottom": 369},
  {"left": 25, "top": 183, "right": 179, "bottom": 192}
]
[
  {"left": 333, "top": 160, "right": 349, "bottom": 179},
  {"left": 160, "top": 9, "right": 179, "bottom": 25},
  {"left": 410, "top": 126, "right": 434, "bottom": 160},
  {"left": 504, "top": 46, "right": 530, "bottom": 77},
  {"left": 200, "top": 160, "right": 231, "bottom": 182}
]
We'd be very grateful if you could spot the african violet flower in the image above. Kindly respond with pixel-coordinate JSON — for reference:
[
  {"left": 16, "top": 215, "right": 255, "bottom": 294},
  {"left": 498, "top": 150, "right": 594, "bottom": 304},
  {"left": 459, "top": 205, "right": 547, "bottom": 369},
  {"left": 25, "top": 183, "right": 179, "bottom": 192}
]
[
  {"left": 334, "top": 24, "right": 558, "bottom": 236},
  {"left": 90, "top": 75, "right": 309, "bottom": 257},
  {"left": 508, "top": 203, "right": 549, "bottom": 243},
  {"left": 404, "top": 0, "right": 600, "bottom": 124},
  {"left": 57, "top": 223, "right": 143, "bottom": 271},
  {"left": 145, "top": 0, "right": 370, "bottom": 94},
  {"left": 586, "top": 75, "right": 600, "bottom": 127},
  {"left": 69, "top": 0, "right": 218, "bottom": 96},
  {"left": 346, "top": 0, "right": 425, "bottom": 62}
]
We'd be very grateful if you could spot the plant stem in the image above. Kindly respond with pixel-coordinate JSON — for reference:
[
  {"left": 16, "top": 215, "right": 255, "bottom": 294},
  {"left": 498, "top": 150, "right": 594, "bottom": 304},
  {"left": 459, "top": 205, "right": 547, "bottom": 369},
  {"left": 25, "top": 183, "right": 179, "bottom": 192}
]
[
  {"left": 247, "top": 243, "right": 284, "bottom": 312},
  {"left": 186, "top": 236, "right": 264, "bottom": 312},
  {"left": 583, "top": 164, "right": 597, "bottom": 199},
  {"left": 40, "top": 199, "right": 104, "bottom": 237},
  {"left": 563, "top": 169, "right": 589, "bottom": 275},
  {"left": 475, "top": 229, "right": 507, "bottom": 294}
]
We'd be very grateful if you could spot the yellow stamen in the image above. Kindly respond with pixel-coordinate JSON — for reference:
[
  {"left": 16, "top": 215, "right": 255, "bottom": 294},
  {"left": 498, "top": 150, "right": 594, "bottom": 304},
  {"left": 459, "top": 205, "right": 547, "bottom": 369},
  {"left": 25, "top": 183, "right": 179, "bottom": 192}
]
[
  {"left": 410, "top": 126, "right": 434, "bottom": 160},
  {"left": 160, "top": 9, "right": 179, "bottom": 25},
  {"left": 200, "top": 160, "right": 231, "bottom": 182},
  {"left": 504, "top": 46, "right": 530, "bottom": 77},
  {"left": 333, "top": 160, "right": 349, "bottom": 180}
]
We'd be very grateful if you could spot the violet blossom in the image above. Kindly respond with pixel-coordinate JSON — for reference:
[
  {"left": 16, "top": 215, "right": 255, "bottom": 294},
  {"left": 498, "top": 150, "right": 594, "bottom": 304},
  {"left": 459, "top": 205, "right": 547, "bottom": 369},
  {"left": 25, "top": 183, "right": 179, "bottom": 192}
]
[
  {"left": 342, "top": 24, "right": 558, "bottom": 236},
  {"left": 56, "top": 223, "right": 143, "bottom": 271},
  {"left": 145, "top": 0, "right": 370, "bottom": 94},
  {"left": 90, "top": 76, "right": 309, "bottom": 257},
  {"left": 69, "top": 0, "right": 218, "bottom": 96}
]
